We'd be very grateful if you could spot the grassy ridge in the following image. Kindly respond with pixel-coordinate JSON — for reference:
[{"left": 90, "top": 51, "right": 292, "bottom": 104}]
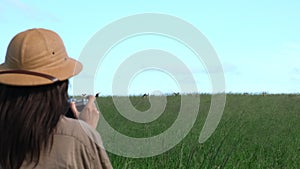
[{"left": 96, "top": 94, "right": 300, "bottom": 169}]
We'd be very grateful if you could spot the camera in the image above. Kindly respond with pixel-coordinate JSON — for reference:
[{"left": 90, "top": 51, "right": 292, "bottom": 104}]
[
  {"left": 65, "top": 93, "right": 100, "bottom": 119},
  {"left": 65, "top": 97, "right": 88, "bottom": 118}
]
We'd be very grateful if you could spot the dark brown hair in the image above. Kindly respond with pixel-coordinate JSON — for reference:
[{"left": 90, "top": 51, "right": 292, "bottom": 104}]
[{"left": 0, "top": 80, "right": 69, "bottom": 169}]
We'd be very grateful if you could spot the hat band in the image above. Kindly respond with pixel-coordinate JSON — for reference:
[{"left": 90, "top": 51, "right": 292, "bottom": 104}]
[{"left": 0, "top": 70, "right": 59, "bottom": 82}]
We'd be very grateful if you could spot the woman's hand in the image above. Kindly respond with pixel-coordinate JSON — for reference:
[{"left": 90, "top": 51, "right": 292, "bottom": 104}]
[{"left": 70, "top": 95, "right": 100, "bottom": 129}]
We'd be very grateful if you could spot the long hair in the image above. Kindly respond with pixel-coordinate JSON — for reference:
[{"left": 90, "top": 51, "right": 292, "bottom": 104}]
[{"left": 0, "top": 80, "right": 69, "bottom": 169}]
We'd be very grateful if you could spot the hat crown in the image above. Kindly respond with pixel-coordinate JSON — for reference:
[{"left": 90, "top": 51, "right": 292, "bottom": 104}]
[
  {"left": 0, "top": 28, "right": 82, "bottom": 86},
  {"left": 5, "top": 28, "right": 67, "bottom": 70}
]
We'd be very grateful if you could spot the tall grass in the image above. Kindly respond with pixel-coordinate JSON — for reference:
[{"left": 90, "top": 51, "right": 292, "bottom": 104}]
[{"left": 96, "top": 94, "right": 300, "bottom": 168}]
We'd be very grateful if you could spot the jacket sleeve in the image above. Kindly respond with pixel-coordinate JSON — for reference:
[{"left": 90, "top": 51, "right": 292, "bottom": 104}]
[
  {"left": 93, "top": 144, "right": 113, "bottom": 169},
  {"left": 79, "top": 120, "right": 113, "bottom": 169}
]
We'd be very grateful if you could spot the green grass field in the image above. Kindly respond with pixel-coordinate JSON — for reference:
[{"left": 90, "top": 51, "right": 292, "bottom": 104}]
[{"left": 96, "top": 94, "right": 300, "bottom": 169}]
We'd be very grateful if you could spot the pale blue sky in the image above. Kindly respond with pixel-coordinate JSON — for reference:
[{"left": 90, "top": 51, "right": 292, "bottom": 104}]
[{"left": 1, "top": 0, "right": 300, "bottom": 95}]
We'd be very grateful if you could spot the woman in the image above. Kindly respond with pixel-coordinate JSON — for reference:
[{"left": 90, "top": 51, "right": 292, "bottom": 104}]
[{"left": 0, "top": 28, "right": 112, "bottom": 169}]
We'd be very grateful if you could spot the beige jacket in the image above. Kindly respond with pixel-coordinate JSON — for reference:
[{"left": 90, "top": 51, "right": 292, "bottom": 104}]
[{"left": 21, "top": 117, "right": 113, "bottom": 169}]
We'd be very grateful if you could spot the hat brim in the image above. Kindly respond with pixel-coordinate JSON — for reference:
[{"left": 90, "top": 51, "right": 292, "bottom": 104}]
[{"left": 0, "top": 57, "right": 82, "bottom": 86}]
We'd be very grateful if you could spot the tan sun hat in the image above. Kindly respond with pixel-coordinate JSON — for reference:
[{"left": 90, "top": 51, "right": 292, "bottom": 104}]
[{"left": 0, "top": 28, "right": 82, "bottom": 86}]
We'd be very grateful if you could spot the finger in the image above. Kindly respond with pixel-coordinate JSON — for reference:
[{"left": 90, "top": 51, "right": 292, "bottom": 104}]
[
  {"left": 70, "top": 102, "right": 79, "bottom": 119},
  {"left": 85, "top": 95, "right": 96, "bottom": 106}
]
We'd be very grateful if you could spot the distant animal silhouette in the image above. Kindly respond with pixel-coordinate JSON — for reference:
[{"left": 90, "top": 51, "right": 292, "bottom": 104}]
[
  {"left": 95, "top": 92, "right": 101, "bottom": 97},
  {"left": 173, "top": 92, "right": 180, "bottom": 96},
  {"left": 142, "top": 93, "right": 149, "bottom": 98}
]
